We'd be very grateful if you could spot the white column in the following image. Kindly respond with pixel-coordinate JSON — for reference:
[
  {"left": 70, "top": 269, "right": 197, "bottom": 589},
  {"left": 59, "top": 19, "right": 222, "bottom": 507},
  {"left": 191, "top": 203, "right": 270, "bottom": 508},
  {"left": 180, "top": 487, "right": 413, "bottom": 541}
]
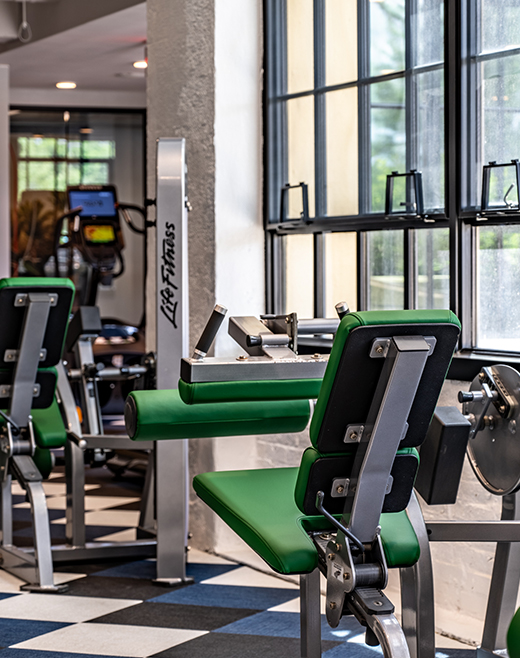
[{"left": 0, "top": 65, "right": 9, "bottom": 278}]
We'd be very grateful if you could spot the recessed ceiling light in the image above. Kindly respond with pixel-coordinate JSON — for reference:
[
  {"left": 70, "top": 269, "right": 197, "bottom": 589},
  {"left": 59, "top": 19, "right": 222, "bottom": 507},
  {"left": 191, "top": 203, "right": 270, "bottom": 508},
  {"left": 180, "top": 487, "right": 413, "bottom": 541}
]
[
  {"left": 133, "top": 60, "right": 148, "bottom": 69},
  {"left": 56, "top": 81, "right": 76, "bottom": 89},
  {"left": 80, "top": 128, "right": 92, "bottom": 134}
]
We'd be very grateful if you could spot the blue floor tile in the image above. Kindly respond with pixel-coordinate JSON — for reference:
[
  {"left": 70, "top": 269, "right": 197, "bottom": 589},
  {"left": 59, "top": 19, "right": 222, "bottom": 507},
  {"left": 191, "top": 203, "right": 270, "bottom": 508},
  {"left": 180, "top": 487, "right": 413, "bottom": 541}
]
[
  {"left": 0, "top": 619, "right": 70, "bottom": 646},
  {"left": 149, "top": 583, "right": 297, "bottom": 610},
  {"left": 214, "top": 610, "right": 364, "bottom": 641},
  {"left": 92, "top": 560, "right": 238, "bottom": 583}
]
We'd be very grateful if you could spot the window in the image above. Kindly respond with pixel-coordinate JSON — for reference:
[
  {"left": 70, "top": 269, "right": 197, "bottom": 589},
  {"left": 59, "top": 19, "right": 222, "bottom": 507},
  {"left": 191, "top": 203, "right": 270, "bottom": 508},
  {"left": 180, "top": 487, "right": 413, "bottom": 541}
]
[{"left": 265, "top": 0, "right": 520, "bottom": 361}]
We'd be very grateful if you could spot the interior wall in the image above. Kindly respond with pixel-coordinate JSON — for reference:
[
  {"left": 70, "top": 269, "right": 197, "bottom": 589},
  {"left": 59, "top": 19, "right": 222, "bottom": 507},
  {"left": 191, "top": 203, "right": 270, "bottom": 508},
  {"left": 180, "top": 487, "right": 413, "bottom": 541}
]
[
  {"left": 211, "top": 0, "right": 265, "bottom": 555},
  {"left": 0, "top": 65, "right": 9, "bottom": 278},
  {"left": 146, "top": 0, "right": 218, "bottom": 548}
]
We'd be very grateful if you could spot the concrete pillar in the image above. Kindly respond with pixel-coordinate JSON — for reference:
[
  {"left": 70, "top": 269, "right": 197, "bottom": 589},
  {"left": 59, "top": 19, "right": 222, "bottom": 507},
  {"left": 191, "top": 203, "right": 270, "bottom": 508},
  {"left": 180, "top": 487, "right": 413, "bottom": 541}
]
[
  {"left": 0, "top": 65, "right": 9, "bottom": 278},
  {"left": 146, "top": 0, "right": 217, "bottom": 548}
]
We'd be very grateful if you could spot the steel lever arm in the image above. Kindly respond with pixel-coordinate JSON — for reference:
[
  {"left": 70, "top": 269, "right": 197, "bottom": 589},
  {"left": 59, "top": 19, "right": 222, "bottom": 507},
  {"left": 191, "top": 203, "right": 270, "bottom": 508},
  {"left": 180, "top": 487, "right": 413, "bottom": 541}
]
[{"left": 316, "top": 491, "right": 365, "bottom": 553}]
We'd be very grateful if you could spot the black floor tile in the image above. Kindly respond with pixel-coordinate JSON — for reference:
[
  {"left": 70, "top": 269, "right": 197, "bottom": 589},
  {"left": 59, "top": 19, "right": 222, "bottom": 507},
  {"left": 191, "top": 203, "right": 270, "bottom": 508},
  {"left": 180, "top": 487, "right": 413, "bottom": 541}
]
[
  {"left": 63, "top": 575, "right": 191, "bottom": 600},
  {"left": 150, "top": 633, "right": 341, "bottom": 658},
  {"left": 88, "top": 601, "right": 261, "bottom": 630}
]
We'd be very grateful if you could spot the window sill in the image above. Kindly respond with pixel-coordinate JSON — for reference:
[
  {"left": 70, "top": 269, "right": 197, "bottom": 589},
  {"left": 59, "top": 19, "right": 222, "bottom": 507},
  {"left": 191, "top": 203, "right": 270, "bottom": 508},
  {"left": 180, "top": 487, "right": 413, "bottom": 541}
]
[{"left": 448, "top": 350, "right": 520, "bottom": 382}]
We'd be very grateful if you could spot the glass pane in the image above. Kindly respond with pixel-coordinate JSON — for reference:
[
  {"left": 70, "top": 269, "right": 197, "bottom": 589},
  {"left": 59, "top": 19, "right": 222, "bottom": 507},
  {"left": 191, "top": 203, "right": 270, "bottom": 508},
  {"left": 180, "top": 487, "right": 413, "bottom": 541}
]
[
  {"left": 287, "top": 96, "right": 315, "bottom": 216},
  {"left": 416, "top": 228, "right": 449, "bottom": 309},
  {"left": 28, "top": 137, "right": 55, "bottom": 158},
  {"left": 367, "top": 230, "right": 404, "bottom": 310},
  {"left": 68, "top": 140, "right": 81, "bottom": 159},
  {"left": 370, "top": 0, "right": 405, "bottom": 77},
  {"left": 27, "top": 161, "right": 55, "bottom": 190},
  {"left": 285, "top": 234, "right": 314, "bottom": 317},
  {"left": 67, "top": 163, "right": 81, "bottom": 186},
  {"left": 325, "top": 232, "right": 357, "bottom": 316},
  {"left": 287, "top": 0, "right": 314, "bottom": 94},
  {"left": 325, "top": 0, "right": 357, "bottom": 86},
  {"left": 17, "top": 162, "right": 27, "bottom": 200},
  {"left": 482, "top": 0, "right": 520, "bottom": 54},
  {"left": 326, "top": 88, "right": 358, "bottom": 216},
  {"left": 82, "top": 140, "right": 115, "bottom": 159},
  {"left": 416, "top": 69, "right": 445, "bottom": 210},
  {"left": 416, "top": 0, "right": 444, "bottom": 66},
  {"left": 56, "top": 139, "right": 67, "bottom": 158},
  {"left": 56, "top": 162, "right": 67, "bottom": 191},
  {"left": 482, "top": 55, "right": 520, "bottom": 166},
  {"left": 18, "top": 137, "right": 28, "bottom": 158},
  {"left": 371, "top": 79, "right": 406, "bottom": 212},
  {"left": 477, "top": 225, "right": 520, "bottom": 351},
  {"left": 81, "top": 162, "right": 109, "bottom": 185}
]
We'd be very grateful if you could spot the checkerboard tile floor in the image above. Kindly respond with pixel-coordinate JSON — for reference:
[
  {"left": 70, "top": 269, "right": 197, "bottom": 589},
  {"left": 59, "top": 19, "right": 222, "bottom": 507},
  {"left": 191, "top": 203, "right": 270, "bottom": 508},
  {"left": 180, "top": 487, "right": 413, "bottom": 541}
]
[{"left": 0, "top": 466, "right": 475, "bottom": 657}]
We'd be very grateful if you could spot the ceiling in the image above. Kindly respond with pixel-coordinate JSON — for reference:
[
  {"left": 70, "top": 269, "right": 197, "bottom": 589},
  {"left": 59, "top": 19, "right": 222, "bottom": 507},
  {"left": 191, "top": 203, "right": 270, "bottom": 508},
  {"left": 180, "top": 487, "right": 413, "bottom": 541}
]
[{"left": 0, "top": 3, "right": 146, "bottom": 92}]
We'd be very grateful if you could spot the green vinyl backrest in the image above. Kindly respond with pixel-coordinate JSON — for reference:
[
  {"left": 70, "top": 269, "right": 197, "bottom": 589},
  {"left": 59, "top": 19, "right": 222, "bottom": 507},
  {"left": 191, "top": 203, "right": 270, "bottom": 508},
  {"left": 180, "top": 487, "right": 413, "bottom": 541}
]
[
  {"left": 0, "top": 278, "right": 74, "bottom": 369},
  {"left": 296, "top": 310, "right": 460, "bottom": 517},
  {"left": 0, "top": 277, "right": 75, "bottom": 411}
]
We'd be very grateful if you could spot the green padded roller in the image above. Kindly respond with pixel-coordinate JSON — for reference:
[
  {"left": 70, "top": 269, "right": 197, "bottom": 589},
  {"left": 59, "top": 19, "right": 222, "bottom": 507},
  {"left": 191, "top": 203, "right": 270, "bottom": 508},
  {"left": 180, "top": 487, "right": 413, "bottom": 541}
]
[
  {"left": 31, "top": 400, "right": 67, "bottom": 449},
  {"left": 125, "top": 389, "right": 311, "bottom": 441},
  {"left": 32, "top": 446, "right": 54, "bottom": 480},
  {"left": 193, "top": 467, "right": 420, "bottom": 575},
  {"left": 509, "top": 608, "right": 520, "bottom": 658},
  {"left": 178, "top": 378, "right": 322, "bottom": 405}
]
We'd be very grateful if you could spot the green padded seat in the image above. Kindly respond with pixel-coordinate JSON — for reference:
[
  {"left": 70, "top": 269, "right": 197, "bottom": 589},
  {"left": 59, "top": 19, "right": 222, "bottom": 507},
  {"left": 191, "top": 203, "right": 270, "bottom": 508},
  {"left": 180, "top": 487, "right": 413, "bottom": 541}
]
[
  {"left": 178, "top": 378, "right": 323, "bottom": 405},
  {"left": 126, "top": 389, "right": 310, "bottom": 441},
  {"left": 193, "top": 467, "right": 420, "bottom": 575}
]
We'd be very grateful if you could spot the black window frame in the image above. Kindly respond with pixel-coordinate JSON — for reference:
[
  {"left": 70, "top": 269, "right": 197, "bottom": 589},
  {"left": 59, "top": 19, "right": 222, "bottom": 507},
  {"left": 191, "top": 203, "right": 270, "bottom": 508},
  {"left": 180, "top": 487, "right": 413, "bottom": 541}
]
[{"left": 263, "top": 0, "right": 520, "bottom": 378}]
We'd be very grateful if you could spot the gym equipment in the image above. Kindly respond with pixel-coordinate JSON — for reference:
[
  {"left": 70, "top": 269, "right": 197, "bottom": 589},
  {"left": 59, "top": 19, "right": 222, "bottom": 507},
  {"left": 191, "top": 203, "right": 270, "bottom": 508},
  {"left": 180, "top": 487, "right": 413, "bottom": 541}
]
[
  {"left": 55, "top": 185, "right": 147, "bottom": 307},
  {"left": 408, "top": 364, "right": 520, "bottom": 658},
  {"left": 126, "top": 307, "right": 460, "bottom": 658},
  {"left": 0, "top": 277, "right": 74, "bottom": 592}
]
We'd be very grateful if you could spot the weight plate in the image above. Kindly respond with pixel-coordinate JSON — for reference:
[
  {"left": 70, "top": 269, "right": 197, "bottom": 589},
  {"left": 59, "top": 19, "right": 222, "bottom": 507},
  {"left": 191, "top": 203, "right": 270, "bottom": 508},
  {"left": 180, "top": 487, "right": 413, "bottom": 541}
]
[{"left": 466, "top": 364, "right": 520, "bottom": 495}]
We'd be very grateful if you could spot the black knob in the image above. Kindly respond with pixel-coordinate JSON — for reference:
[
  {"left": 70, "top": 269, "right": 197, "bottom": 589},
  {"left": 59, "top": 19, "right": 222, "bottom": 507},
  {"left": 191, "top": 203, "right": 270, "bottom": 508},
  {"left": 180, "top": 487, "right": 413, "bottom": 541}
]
[{"left": 458, "top": 391, "right": 475, "bottom": 403}]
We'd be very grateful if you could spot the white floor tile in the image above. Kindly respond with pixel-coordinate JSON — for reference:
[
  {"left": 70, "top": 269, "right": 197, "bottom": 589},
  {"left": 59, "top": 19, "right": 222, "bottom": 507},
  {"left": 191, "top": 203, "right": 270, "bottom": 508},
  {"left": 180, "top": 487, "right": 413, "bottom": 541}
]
[
  {"left": 95, "top": 528, "right": 137, "bottom": 542},
  {"left": 187, "top": 549, "right": 236, "bottom": 565},
  {"left": 0, "top": 569, "right": 28, "bottom": 593},
  {"left": 53, "top": 572, "right": 87, "bottom": 585},
  {"left": 200, "top": 565, "right": 298, "bottom": 589},
  {"left": 0, "top": 592, "right": 140, "bottom": 622},
  {"left": 11, "top": 481, "right": 100, "bottom": 498},
  {"left": 52, "top": 509, "right": 141, "bottom": 527},
  {"left": 12, "top": 622, "right": 207, "bottom": 657},
  {"left": 15, "top": 495, "right": 139, "bottom": 512}
]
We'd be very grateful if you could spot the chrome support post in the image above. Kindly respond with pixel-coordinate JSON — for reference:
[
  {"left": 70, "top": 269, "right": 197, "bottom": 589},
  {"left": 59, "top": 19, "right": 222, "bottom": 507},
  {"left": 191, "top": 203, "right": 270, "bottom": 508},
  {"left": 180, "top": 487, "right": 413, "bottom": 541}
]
[
  {"left": 479, "top": 491, "right": 520, "bottom": 658},
  {"left": 154, "top": 138, "right": 193, "bottom": 585},
  {"left": 400, "top": 492, "right": 435, "bottom": 658},
  {"left": 300, "top": 569, "right": 322, "bottom": 658}
]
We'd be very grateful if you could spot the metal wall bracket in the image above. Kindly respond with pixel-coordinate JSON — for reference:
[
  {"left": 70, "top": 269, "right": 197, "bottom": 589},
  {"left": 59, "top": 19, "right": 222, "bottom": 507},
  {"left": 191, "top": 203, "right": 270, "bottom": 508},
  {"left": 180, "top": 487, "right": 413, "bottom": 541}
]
[
  {"left": 4, "top": 349, "right": 47, "bottom": 364},
  {"left": 0, "top": 384, "right": 40, "bottom": 399},
  {"left": 14, "top": 293, "right": 57, "bottom": 308},
  {"left": 331, "top": 477, "right": 350, "bottom": 498},
  {"left": 344, "top": 424, "right": 365, "bottom": 443},
  {"left": 370, "top": 336, "right": 436, "bottom": 359}
]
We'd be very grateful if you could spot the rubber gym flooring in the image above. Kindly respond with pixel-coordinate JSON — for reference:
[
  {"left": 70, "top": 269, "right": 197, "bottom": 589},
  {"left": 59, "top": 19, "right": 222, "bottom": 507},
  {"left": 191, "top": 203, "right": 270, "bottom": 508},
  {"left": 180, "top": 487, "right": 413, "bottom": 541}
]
[{"left": 0, "top": 465, "right": 475, "bottom": 658}]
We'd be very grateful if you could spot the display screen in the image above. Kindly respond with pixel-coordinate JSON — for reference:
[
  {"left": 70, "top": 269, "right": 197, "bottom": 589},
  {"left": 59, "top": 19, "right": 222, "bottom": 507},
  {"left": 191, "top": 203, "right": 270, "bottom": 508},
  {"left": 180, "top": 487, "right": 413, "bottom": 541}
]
[
  {"left": 68, "top": 189, "right": 116, "bottom": 217},
  {"left": 84, "top": 224, "right": 116, "bottom": 244}
]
